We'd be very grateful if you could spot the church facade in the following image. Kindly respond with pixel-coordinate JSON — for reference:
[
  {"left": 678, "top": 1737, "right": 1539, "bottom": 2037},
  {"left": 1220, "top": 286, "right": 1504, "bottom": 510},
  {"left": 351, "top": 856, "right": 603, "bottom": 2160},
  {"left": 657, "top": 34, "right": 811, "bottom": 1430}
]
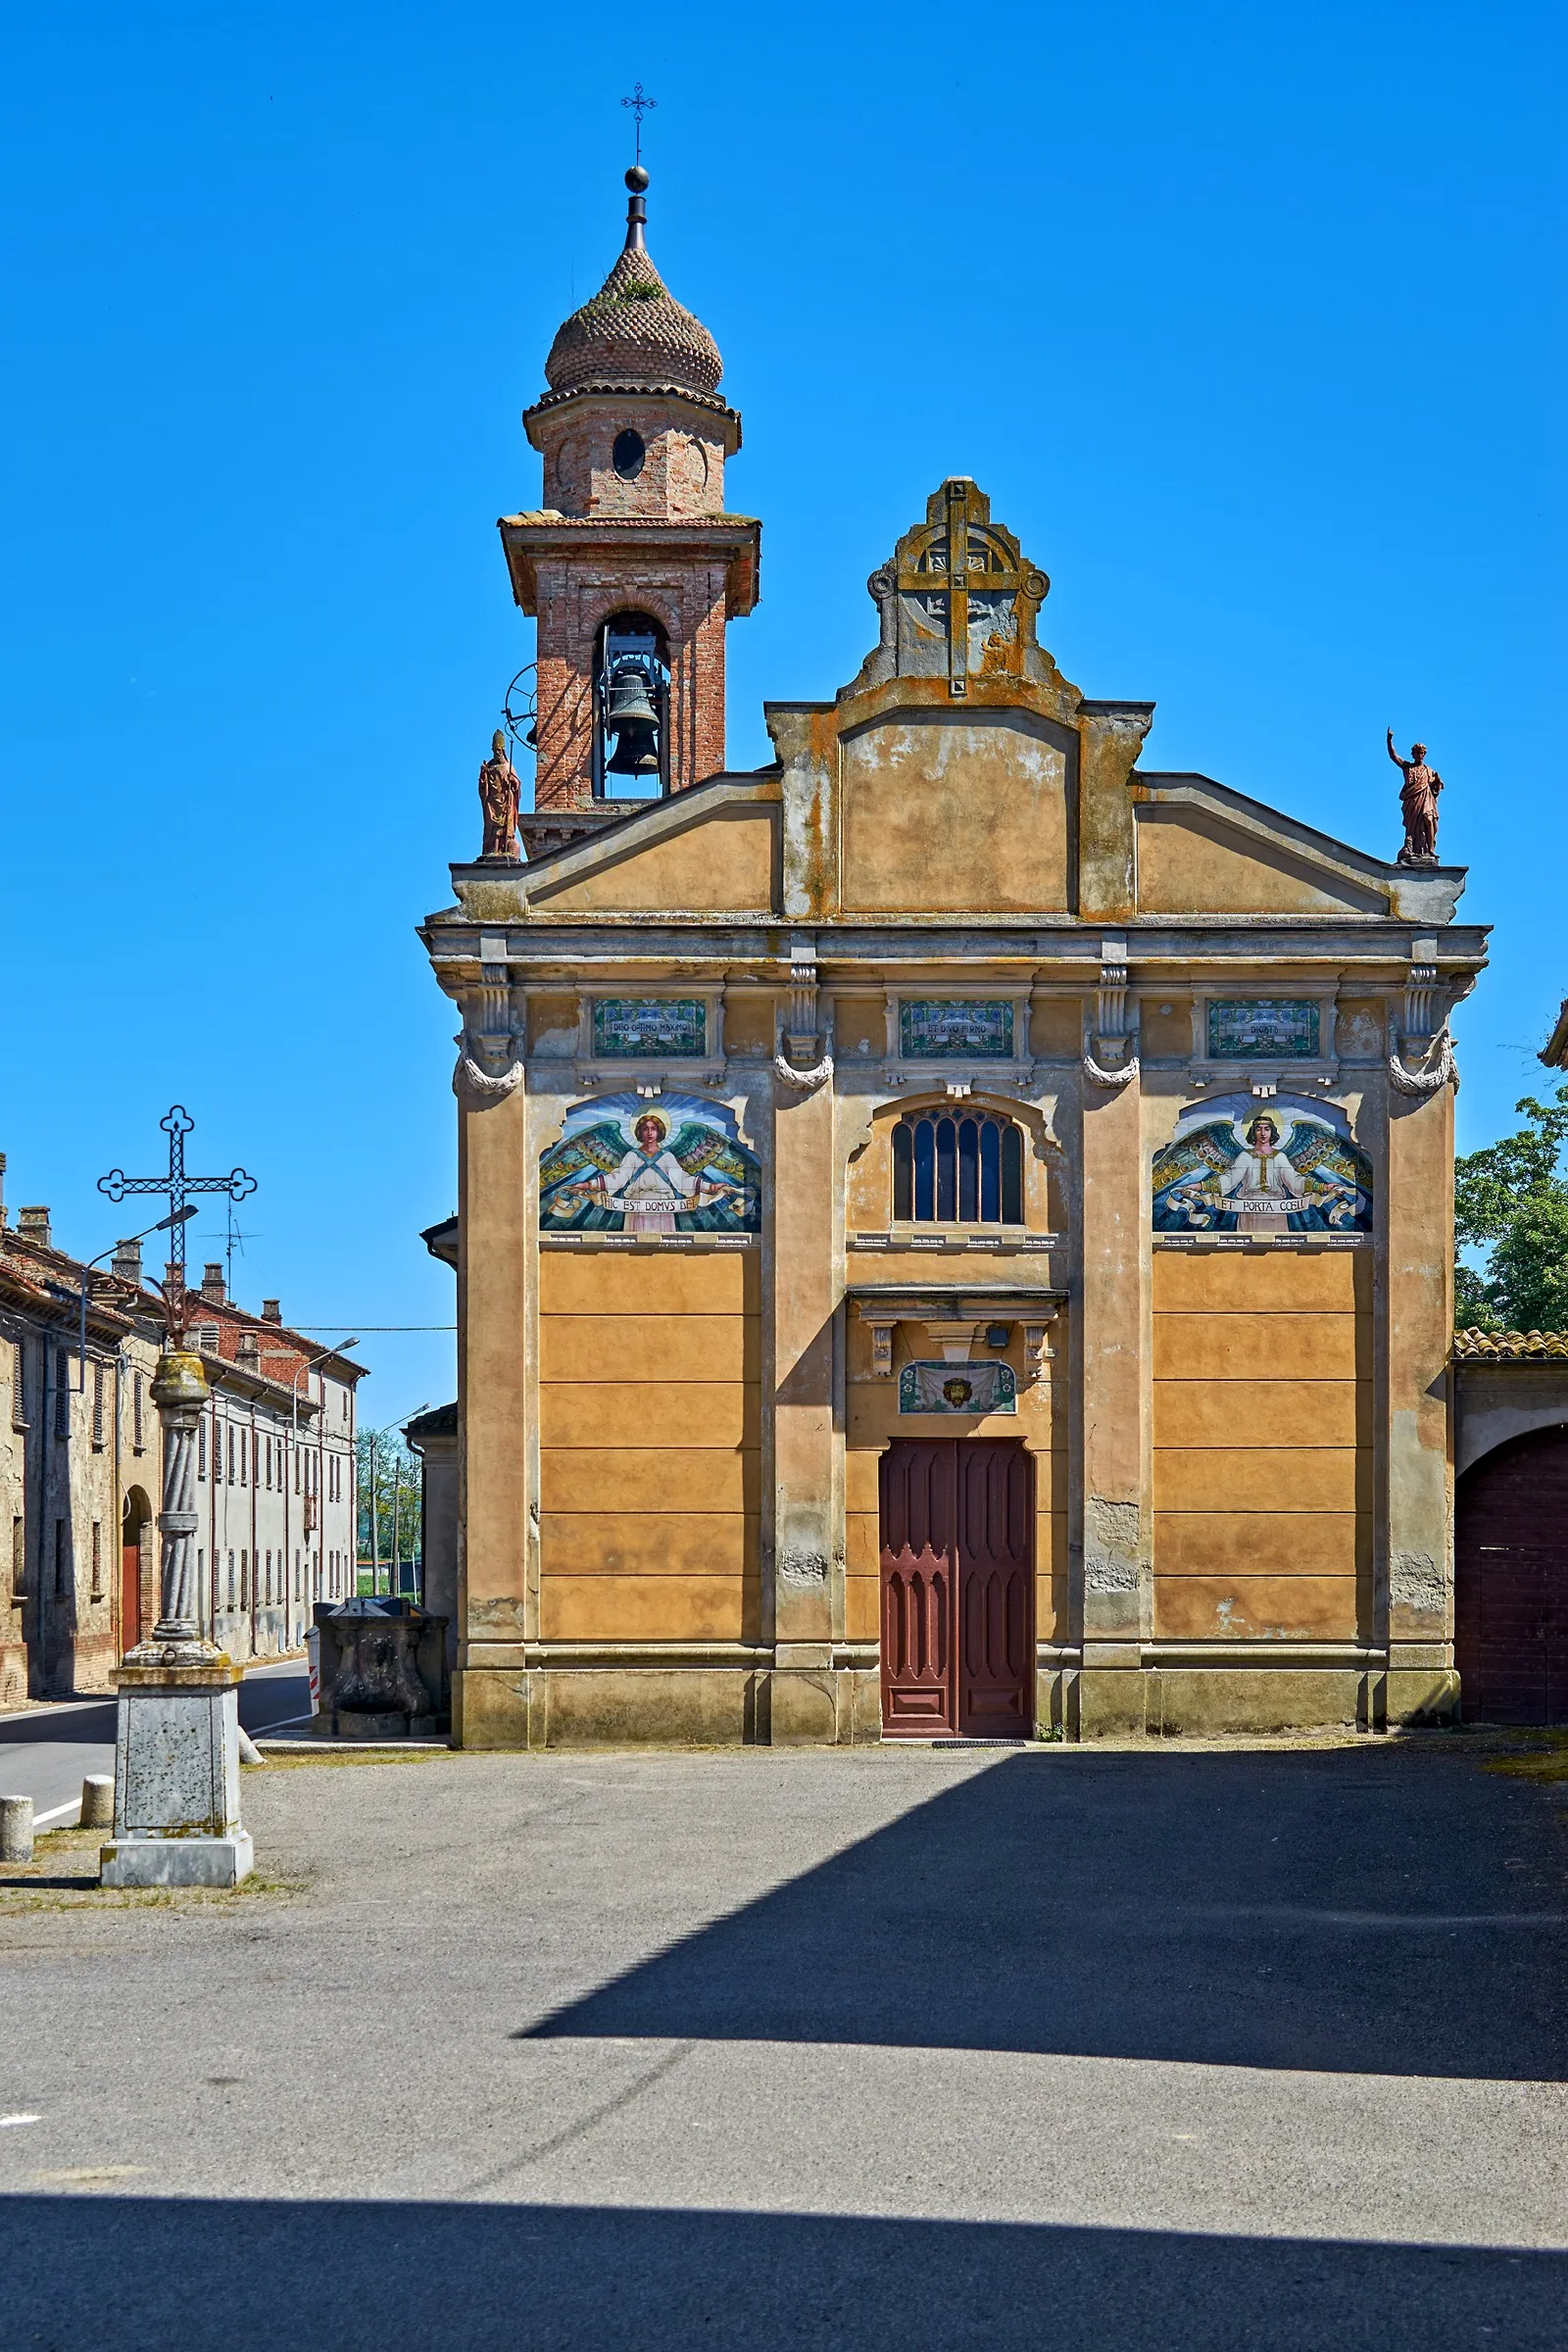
[{"left": 420, "top": 172, "right": 1487, "bottom": 1746}]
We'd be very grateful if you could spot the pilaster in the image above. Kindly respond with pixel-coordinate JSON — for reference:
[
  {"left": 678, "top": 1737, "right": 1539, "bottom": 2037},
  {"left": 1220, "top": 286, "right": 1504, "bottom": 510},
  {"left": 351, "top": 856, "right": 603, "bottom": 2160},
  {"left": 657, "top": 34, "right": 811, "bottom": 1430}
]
[
  {"left": 454, "top": 1019, "right": 534, "bottom": 1747},
  {"left": 1077, "top": 1066, "right": 1150, "bottom": 1733},
  {"left": 1381, "top": 1074, "right": 1458, "bottom": 1723},
  {"left": 766, "top": 1073, "right": 842, "bottom": 1741}
]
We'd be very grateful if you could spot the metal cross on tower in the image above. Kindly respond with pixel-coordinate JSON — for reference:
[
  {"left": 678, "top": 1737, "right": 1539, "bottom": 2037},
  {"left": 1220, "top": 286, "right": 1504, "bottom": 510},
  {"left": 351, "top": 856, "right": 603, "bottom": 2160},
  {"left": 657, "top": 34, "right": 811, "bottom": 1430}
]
[
  {"left": 620, "top": 82, "right": 657, "bottom": 165},
  {"left": 97, "top": 1106, "right": 256, "bottom": 1346}
]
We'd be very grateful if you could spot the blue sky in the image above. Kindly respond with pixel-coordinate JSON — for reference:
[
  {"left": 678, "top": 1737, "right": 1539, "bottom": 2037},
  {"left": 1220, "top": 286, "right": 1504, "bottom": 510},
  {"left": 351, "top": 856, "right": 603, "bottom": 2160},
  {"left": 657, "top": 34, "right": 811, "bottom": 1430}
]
[{"left": 0, "top": 0, "right": 1562, "bottom": 1421}]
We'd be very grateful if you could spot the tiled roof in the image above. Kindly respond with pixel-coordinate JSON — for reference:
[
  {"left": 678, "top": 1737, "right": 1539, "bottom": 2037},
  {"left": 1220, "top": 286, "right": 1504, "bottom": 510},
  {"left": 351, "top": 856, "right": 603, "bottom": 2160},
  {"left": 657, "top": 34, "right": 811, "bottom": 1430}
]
[
  {"left": 544, "top": 239, "right": 722, "bottom": 402},
  {"left": 1454, "top": 1328, "right": 1568, "bottom": 1360}
]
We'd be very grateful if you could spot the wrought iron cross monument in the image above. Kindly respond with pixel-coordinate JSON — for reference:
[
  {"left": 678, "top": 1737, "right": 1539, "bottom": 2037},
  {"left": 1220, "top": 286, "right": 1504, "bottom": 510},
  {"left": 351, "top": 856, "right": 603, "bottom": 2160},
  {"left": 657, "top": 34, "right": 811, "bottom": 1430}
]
[{"left": 98, "top": 1105, "right": 256, "bottom": 1346}]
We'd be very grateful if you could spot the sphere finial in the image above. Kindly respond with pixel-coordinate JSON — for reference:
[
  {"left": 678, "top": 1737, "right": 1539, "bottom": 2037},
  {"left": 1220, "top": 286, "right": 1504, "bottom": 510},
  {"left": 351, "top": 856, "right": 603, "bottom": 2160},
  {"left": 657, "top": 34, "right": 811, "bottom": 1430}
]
[{"left": 625, "top": 164, "right": 650, "bottom": 193}]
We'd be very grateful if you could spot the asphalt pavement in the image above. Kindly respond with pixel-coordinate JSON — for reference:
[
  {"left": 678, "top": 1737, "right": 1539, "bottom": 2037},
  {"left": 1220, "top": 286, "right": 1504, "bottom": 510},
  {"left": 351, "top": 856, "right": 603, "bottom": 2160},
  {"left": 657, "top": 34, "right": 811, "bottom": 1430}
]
[
  {"left": 0, "top": 1736, "right": 1564, "bottom": 2350},
  {"left": 0, "top": 1657, "right": 311, "bottom": 1824}
]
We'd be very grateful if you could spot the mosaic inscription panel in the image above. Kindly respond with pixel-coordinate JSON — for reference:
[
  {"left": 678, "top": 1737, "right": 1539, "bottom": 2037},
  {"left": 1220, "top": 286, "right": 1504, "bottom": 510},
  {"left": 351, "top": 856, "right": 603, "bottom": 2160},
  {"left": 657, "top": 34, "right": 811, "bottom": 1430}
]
[
  {"left": 591, "top": 998, "right": 707, "bottom": 1059},
  {"left": 1206, "top": 1000, "right": 1320, "bottom": 1059},
  {"left": 900, "top": 1000, "right": 1014, "bottom": 1059}
]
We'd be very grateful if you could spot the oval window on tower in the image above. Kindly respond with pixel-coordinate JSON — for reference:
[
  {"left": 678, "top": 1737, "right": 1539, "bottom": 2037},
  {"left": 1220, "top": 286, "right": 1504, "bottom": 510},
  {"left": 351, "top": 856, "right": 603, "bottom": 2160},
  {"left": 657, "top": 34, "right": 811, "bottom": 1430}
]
[{"left": 612, "top": 428, "right": 646, "bottom": 481}]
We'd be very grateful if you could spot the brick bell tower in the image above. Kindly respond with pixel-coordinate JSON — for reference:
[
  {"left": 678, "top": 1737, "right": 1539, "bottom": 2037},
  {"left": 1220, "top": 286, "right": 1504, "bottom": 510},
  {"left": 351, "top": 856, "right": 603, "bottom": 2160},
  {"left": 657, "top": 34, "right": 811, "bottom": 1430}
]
[{"left": 499, "top": 167, "right": 760, "bottom": 857}]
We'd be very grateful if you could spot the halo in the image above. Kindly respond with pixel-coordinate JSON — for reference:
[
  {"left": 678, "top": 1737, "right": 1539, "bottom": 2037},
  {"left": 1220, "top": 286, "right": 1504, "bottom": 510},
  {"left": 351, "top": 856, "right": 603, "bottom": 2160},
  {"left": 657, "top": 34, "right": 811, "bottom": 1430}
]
[{"left": 629, "top": 1109, "right": 668, "bottom": 1146}]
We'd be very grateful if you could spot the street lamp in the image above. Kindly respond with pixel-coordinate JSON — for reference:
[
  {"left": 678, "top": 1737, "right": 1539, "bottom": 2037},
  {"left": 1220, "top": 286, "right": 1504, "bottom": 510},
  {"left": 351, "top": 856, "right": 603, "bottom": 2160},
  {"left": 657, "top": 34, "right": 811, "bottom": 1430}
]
[
  {"left": 287, "top": 1339, "right": 361, "bottom": 1438},
  {"left": 48, "top": 1203, "right": 199, "bottom": 1389}
]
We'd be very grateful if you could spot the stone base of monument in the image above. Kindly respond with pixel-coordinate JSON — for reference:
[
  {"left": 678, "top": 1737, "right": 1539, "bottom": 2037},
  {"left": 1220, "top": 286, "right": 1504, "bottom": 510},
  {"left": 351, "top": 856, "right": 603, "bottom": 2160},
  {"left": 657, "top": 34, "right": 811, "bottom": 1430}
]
[
  {"left": 100, "top": 1829, "right": 255, "bottom": 1888},
  {"left": 99, "top": 1651, "right": 253, "bottom": 1889}
]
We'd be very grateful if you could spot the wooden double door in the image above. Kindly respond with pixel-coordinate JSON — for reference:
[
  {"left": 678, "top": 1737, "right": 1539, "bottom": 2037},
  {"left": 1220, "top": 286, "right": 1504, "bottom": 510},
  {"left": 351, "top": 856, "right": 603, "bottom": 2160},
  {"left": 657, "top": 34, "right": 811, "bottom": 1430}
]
[{"left": 879, "top": 1439, "right": 1034, "bottom": 1738}]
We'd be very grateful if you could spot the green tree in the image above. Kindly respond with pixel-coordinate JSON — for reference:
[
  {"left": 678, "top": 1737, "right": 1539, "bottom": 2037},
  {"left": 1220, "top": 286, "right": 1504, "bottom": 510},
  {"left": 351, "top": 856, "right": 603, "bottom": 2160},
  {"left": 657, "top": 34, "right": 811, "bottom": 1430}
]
[
  {"left": 1454, "top": 1084, "right": 1568, "bottom": 1333},
  {"left": 355, "top": 1429, "right": 424, "bottom": 1592}
]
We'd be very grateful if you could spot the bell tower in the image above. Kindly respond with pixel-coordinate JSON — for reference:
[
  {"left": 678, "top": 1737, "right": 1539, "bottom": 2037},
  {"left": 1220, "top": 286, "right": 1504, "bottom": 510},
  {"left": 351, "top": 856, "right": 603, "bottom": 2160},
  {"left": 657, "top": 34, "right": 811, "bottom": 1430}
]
[{"left": 500, "top": 168, "right": 761, "bottom": 856}]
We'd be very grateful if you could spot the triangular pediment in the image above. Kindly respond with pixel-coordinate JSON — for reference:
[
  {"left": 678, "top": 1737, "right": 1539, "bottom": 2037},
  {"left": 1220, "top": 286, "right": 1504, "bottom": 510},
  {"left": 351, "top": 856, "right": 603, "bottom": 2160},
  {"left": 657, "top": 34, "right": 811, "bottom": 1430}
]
[
  {"left": 450, "top": 773, "right": 782, "bottom": 919},
  {"left": 1133, "top": 775, "right": 1464, "bottom": 922}
]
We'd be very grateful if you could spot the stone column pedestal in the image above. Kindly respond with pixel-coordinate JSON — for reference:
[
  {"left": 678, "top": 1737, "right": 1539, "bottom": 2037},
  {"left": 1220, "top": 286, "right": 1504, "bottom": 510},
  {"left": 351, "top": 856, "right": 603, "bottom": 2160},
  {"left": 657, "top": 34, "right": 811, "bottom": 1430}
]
[
  {"left": 99, "top": 1655, "right": 252, "bottom": 1887},
  {"left": 101, "top": 1348, "right": 253, "bottom": 1887}
]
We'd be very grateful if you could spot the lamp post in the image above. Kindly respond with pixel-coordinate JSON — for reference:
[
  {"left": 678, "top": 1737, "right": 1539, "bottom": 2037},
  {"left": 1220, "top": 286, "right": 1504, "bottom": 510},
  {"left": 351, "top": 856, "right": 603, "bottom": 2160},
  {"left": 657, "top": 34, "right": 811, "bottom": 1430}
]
[
  {"left": 58, "top": 1204, "right": 199, "bottom": 1391},
  {"left": 287, "top": 1341, "right": 360, "bottom": 1440}
]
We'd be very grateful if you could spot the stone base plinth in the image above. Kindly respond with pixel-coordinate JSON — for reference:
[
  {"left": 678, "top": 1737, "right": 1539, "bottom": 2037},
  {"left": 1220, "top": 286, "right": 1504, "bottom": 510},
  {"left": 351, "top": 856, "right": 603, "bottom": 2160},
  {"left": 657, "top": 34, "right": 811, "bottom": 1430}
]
[
  {"left": 102, "top": 1654, "right": 250, "bottom": 1887},
  {"left": 453, "top": 1664, "right": 884, "bottom": 1749},
  {"left": 100, "top": 1832, "right": 254, "bottom": 1888}
]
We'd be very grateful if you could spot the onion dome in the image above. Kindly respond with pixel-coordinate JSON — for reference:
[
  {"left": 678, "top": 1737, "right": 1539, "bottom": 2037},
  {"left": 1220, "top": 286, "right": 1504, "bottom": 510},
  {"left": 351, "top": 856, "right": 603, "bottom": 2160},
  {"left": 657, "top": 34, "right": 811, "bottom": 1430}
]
[{"left": 543, "top": 169, "right": 723, "bottom": 402}]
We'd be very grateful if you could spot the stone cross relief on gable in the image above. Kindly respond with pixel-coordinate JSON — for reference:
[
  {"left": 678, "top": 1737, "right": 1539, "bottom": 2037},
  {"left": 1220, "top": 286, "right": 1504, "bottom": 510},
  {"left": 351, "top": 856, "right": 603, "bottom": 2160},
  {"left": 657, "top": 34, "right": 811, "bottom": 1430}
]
[{"left": 851, "top": 477, "right": 1053, "bottom": 700}]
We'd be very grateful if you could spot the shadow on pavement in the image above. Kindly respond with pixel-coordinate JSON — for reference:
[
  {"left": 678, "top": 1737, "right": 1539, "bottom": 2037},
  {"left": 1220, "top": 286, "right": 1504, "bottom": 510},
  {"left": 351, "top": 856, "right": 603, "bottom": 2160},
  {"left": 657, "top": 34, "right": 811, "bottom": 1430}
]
[
  {"left": 522, "top": 1747, "right": 1568, "bottom": 2081},
  {"left": 0, "top": 2194, "right": 1559, "bottom": 2350}
]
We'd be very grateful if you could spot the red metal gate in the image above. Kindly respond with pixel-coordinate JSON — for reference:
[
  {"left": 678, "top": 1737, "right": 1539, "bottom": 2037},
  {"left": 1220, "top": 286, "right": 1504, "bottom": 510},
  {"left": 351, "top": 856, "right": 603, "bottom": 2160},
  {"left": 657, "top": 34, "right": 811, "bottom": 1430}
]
[
  {"left": 1455, "top": 1426, "right": 1568, "bottom": 1724},
  {"left": 879, "top": 1440, "right": 1034, "bottom": 1737}
]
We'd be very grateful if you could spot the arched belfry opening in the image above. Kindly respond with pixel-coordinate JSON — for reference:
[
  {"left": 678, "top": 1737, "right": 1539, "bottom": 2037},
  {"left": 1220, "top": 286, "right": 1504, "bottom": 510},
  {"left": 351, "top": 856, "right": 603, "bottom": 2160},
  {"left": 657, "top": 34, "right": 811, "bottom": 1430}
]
[{"left": 596, "top": 611, "right": 669, "bottom": 800}]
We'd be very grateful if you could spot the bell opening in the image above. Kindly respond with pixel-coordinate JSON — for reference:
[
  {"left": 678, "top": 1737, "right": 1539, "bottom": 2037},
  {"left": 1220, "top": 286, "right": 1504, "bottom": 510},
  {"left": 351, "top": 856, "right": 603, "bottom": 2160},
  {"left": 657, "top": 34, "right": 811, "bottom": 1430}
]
[{"left": 596, "top": 612, "right": 669, "bottom": 800}]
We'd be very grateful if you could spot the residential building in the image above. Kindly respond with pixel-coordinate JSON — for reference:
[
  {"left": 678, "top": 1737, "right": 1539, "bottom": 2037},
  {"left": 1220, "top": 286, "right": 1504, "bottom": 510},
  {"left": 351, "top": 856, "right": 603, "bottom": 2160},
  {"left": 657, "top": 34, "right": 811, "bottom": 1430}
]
[{"left": 0, "top": 1163, "right": 366, "bottom": 1697}]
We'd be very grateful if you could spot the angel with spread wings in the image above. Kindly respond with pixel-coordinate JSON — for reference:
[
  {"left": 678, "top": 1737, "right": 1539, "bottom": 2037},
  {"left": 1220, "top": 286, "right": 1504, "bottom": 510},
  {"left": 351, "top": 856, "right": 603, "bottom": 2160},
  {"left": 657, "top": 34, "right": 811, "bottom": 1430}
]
[
  {"left": 1153, "top": 1109, "right": 1372, "bottom": 1236},
  {"left": 541, "top": 1108, "right": 760, "bottom": 1235}
]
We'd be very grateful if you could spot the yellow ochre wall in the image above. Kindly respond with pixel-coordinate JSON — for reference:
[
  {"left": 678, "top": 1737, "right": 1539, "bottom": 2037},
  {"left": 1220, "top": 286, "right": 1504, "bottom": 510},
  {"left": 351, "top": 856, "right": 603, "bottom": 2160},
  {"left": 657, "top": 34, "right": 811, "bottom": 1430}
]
[
  {"left": 537, "top": 1250, "right": 761, "bottom": 1642},
  {"left": 1152, "top": 1249, "right": 1373, "bottom": 1641}
]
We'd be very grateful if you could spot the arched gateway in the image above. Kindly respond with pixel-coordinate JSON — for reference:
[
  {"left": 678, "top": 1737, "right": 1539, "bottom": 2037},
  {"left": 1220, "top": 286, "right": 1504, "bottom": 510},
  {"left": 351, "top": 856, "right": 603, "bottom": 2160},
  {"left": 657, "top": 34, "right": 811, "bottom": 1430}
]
[{"left": 1455, "top": 1425, "right": 1568, "bottom": 1725}]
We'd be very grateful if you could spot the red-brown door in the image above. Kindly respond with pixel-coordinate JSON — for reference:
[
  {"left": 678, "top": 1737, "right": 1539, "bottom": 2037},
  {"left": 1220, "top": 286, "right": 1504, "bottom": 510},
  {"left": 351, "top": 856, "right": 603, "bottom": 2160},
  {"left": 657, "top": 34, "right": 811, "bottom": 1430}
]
[
  {"left": 1456, "top": 1427, "right": 1568, "bottom": 1724},
  {"left": 879, "top": 1439, "right": 1034, "bottom": 1738},
  {"left": 121, "top": 1544, "right": 142, "bottom": 1654},
  {"left": 956, "top": 1441, "right": 1035, "bottom": 1736}
]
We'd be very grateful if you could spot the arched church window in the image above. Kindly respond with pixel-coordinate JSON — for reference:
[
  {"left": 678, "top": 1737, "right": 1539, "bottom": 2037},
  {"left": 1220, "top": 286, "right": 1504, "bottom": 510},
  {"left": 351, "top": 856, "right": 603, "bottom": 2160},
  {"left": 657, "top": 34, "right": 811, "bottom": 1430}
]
[
  {"left": 595, "top": 611, "right": 668, "bottom": 801},
  {"left": 612, "top": 428, "right": 645, "bottom": 480},
  {"left": 892, "top": 1110, "right": 1024, "bottom": 1225}
]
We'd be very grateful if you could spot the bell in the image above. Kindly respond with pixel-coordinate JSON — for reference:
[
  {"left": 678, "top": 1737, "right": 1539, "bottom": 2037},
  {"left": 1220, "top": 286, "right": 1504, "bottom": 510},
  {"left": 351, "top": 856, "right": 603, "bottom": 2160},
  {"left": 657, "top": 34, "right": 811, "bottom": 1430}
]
[{"left": 604, "top": 664, "right": 662, "bottom": 775}]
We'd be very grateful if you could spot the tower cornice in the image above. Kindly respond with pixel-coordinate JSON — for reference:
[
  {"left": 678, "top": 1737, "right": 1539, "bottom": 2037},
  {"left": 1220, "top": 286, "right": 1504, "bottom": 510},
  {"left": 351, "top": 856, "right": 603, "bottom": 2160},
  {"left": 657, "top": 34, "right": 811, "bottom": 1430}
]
[{"left": 498, "top": 512, "right": 760, "bottom": 617}]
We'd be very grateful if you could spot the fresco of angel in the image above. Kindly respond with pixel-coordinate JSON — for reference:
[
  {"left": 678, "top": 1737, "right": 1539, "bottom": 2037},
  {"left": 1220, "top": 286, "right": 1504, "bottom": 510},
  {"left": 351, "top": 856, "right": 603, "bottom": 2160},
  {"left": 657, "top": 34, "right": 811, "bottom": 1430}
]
[
  {"left": 1152, "top": 1098, "right": 1373, "bottom": 1236},
  {"left": 540, "top": 1093, "right": 760, "bottom": 1236}
]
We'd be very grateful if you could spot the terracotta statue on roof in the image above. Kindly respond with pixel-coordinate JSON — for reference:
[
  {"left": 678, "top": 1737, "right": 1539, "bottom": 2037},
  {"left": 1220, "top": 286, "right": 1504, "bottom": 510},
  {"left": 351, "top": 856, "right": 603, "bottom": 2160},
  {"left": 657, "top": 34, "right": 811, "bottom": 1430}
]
[
  {"left": 477, "top": 730, "right": 521, "bottom": 862},
  {"left": 1388, "top": 731, "right": 1444, "bottom": 865}
]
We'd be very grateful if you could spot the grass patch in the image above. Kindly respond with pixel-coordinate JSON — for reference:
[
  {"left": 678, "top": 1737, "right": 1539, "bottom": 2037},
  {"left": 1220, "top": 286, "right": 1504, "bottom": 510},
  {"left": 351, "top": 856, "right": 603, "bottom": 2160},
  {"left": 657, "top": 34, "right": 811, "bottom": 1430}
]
[
  {"left": 249, "top": 1745, "right": 456, "bottom": 1772},
  {"left": 1482, "top": 1730, "right": 1568, "bottom": 1784},
  {"left": 0, "top": 1824, "right": 304, "bottom": 1910}
]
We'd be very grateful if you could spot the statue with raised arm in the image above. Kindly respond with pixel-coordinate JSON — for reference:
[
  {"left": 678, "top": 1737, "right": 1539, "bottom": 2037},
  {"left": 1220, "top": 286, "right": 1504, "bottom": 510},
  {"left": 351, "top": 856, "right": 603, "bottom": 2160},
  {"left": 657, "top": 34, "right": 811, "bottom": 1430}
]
[
  {"left": 477, "top": 729, "right": 521, "bottom": 861},
  {"left": 1388, "top": 730, "right": 1444, "bottom": 865}
]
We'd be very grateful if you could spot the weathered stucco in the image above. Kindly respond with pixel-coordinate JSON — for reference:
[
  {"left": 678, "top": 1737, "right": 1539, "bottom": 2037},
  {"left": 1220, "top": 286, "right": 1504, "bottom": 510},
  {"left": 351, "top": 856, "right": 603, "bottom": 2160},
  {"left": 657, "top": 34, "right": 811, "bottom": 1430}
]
[{"left": 423, "top": 471, "right": 1490, "bottom": 1747}]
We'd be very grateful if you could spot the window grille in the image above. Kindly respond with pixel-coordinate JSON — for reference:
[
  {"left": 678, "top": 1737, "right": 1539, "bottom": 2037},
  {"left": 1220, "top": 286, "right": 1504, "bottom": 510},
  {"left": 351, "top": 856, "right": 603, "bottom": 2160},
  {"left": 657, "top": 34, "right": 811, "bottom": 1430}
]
[
  {"left": 10, "top": 1341, "right": 24, "bottom": 1431},
  {"left": 91, "top": 1362, "right": 105, "bottom": 1448},
  {"left": 197, "top": 1418, "right": 206, "bottom": 1478},
  {"left": 90, "top": 1521, "right": 102, "bottom": 1599},
  {"left": 132, "top": 1372, "right": 144, "bottom": 1450},
  {"left": 54, "top": 1355, "right": 72, "bottom": 1438},
  {"left": 892, "top": 1109, "right": 1024, "bottom": 1225}
]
